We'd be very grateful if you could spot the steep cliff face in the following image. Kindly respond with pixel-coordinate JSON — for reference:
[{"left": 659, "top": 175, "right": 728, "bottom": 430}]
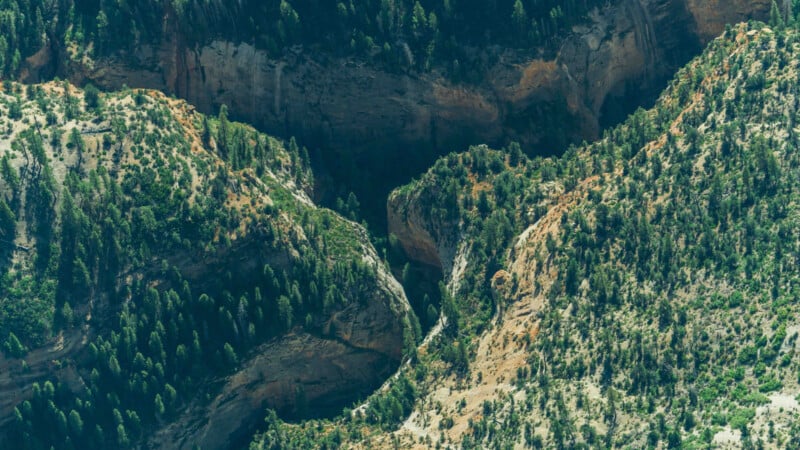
[
  {"left": 686, "top": 0, "right": 773, "bottom": 41},
  {"left": 22, "top": 0, "right": 767, "bottom": 186},
  {"left": 387, "top": 190, "right": 448, "bottom": 273},
  {"left": 158, "top": 216, "right": 413, "bottom": 450}
]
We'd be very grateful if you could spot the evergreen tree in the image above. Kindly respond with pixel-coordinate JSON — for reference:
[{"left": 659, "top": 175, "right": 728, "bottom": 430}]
[
  {"left": 771, "top": 0, "right": 786, "bottom": 28},
  {"left": 3, "top": 332, "right": 25, "bottom": 357},
  {"left": 68, "top": 410, "right": 83, "bottom": 437}
]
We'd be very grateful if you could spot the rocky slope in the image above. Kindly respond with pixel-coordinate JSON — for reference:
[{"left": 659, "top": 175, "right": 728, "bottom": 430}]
[
  {"left": 149, "top": 226, "right": 412, "bottom": 450},
  {"left": 379, "top": 22, "right": 800, "bottom": 448},
  {"left": 21, "top": 0, "right": 769, "bottom": 199},
  {"left": 0, "top": 82, "right": 415, "bottom": 449}
]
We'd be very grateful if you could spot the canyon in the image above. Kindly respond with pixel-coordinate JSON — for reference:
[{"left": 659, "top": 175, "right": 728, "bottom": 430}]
[{"left": 24, "top": 0, "right": 769, "bottom": 192}]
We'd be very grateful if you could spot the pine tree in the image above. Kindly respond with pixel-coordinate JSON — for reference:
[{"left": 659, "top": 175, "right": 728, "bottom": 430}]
[
  {"left": 512, "top": 0, "right": 529, "bottom": 38},
  {"left": 3, "top": 332, "right": 25, "bottom": 358},
  {"left": 68, "top": 409, "right": 83, "bottom": 437},
  {"left": 439, "top": 282, "right": 459, "bottom": 334},
  {"left": 411, "top": 1, "right": 428, "bottom": 37},
  {"left": 84, "top": 83, "right": 101, "bottom": 109},
  {"left": 0, "top": 199, "right": 15, "bottom": 240},
  {"left": 223, "top": 342, "right": 238, "bottom": 366},
  {"left": 771, "top": 0, "right": 786, "bottom": 28},
  {"left": 277, "top": 295, "right": 293, "bottom": 330},
  {"left": 117, "top": 424, "right": 129, "bottom": 448},
  {"left": 96, "top": 10, "right": 109, "bottom": 54},
  {"left": 217, "top": 105, "right": 230, "bottom": 160},
  {"left": 154, "top": 394, "right": 165, "bottom": 417}
]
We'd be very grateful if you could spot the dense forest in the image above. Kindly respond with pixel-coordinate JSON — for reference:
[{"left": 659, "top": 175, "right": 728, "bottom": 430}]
[{"left": 0, "top": 0, "right": 640, "bottom": 76}]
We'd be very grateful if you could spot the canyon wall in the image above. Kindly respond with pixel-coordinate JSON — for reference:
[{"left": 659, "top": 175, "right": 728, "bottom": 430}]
[{"left": 23, "top": 0, "right": 768, "bottom": 168}]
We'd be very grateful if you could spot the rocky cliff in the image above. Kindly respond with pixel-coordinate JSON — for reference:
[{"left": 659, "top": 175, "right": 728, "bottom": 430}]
[
  {"left": 387, "top": 185, "right": 454, "bottom": 274},
  {"left": 148, "top": 217, "right": 412, "bottom": 450},
  {"left": 22, "top": 0, "right": 768, "bottom": 193},
  {"left": 686, "top": 0, "right": 773, "bottom": 40},
  {"left": 151, "top": 237, "right": 411, "bottom": 450}
]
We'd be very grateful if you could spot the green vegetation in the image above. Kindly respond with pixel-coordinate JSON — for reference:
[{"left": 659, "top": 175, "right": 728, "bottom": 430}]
[
  {"left": 355, "top": 19, "right": 800, "bottom": 448},
  {"left": 3, "top": 2, "right": 800, "bottom": 450},
  {"left": 0, "top": 82, "right": 413, "bottom": 449},
  {"left": 0, "top": 0, "right": 621, "bottom": 77}
]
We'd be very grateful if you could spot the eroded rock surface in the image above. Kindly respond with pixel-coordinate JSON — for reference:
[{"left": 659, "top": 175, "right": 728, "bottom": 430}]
[{"left": 24, "top": 0, "right": 767, "bottom": 171}]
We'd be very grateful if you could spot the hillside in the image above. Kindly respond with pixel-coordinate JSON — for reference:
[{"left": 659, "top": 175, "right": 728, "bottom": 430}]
[
  {"left": 0, "top": 3, "right": 798, "bottom": 450},
  {"left": 0, "top": 81, "right": 417, "bottom": 449},
  {"left": 374, "top": 21, "right": 800, "bottom": 448}
]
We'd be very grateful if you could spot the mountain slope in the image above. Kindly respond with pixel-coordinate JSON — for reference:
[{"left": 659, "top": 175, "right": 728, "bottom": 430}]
[
  {"left": 380, "top": 22, "right": 800, "bottom": 448},
  {"left": 0, "top": 81, "right": 417, "bottom": 449}
]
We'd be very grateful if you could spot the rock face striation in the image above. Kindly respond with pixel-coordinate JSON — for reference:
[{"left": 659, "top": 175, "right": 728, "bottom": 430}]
[{"left": 23, "top": 0, "right": 768, "bottom": 178}]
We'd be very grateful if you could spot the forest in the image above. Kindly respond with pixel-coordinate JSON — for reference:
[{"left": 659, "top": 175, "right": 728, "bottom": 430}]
[
  {"left": 256, "top": 14, "right": 800, "bottom": 447},
  {"left": 369, "top": 17, "right": 800, "bottom": 448},
  {"left": 0, "top": 0, "right": 613, "bottom": 76}
]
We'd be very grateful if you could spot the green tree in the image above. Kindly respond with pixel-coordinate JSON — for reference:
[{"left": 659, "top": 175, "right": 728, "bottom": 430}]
[
  {"left": 411, "top": 2, "right": 428, "bottom": 36},
  {"left": 0, "top": 199, "right": 15, "bottom": 240},
  {"left": 3, "top": 332, "right": 26, "bottom": 358},
  {"left": 223, "top": 342, "right": 238, "bottom": 366},
  {"left": 69, "top": 128, "right": 86, "bottom": 169},
  {"left": 1, "top": 154, "right": 20, "bottom": 193},
  {"left": 68, "top": 409, "right": 83, "bottom": 437},
  {"left": 439, "top": 282, "right": 459, "bottom": 334},
  {"left": 154, "top": 394, "right": 165, "bottom": 417},
  {"left": 512, "top": 0, "right": 528, "bottom": 37},
  {"left": 84, "top": 83, "right": 101, "bottom": 109},
  {"left": 277, "top": 295, "right": 293, "bottom": 330},
  {"left": 771, "top": 0, "right": 785, "bottom": 28},
  {"left": 117, "top": 424, "right": 129, "bottom": 448},
  {"left": 217, "top": 105, "right": 230, "bottom": 159},
  {"left": 565, "top": 259, "right": 580, "bottom": 295},
  {"left": 96, "top": 10, "right": 109, "bottom": 53},
  {"left": 279, "top": 0, "right": 300, "bottom": 42}
]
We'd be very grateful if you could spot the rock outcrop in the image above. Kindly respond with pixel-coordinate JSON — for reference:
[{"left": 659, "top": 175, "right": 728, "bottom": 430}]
[
  {"left": 152, "top": 259, "right": 409, "bottom": 450},
  {"left": 686, "top": 0, "right": 773, "bottom": 41},
  {"left": 155, "top": 220, "right": 412, "bottom": 448},
  {"left": 387, "top": 182, "right": 460, "bottom": 276}
]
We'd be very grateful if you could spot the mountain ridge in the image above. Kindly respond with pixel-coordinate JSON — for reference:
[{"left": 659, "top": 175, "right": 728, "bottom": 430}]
[
  {"left": 0, "top": 81, "right": 417, "bottom": 449},
  {"left": 370, "top": 21, "right": 800, "bottom": 449}
]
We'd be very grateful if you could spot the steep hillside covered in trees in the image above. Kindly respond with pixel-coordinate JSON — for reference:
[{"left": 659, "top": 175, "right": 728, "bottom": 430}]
[
  {"left": 366, "top": 20, "right": 800, "bottom": 448},
  {"left": 0, "top": 81, "right": 417, "bottom": 449}
]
